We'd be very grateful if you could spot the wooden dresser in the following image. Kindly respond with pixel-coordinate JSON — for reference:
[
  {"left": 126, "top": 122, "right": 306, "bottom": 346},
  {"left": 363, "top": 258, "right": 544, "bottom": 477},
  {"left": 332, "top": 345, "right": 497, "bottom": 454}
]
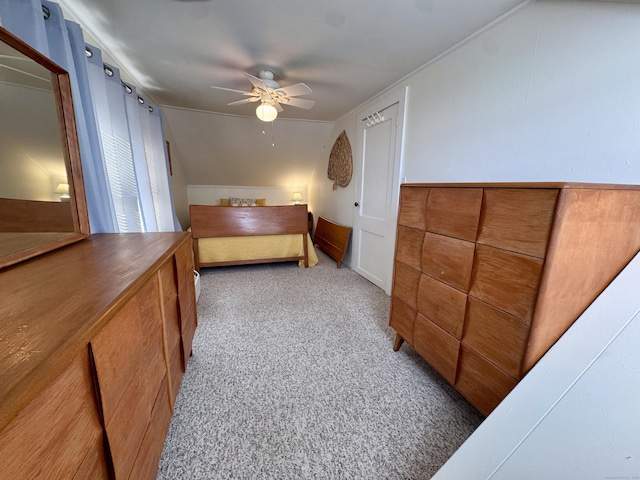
[
  {"left": 0, "top": 233, "right": 197, "bottom": 479},
  {"left": 390, "top": 183, "right": 640, "bottom": 415}
]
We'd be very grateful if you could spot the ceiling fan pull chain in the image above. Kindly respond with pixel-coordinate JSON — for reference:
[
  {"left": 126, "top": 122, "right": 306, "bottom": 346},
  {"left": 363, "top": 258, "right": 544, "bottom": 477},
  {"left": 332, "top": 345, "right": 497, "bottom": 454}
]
[{"left": 271, "top": 121, "right": 276, "bottom": 147}]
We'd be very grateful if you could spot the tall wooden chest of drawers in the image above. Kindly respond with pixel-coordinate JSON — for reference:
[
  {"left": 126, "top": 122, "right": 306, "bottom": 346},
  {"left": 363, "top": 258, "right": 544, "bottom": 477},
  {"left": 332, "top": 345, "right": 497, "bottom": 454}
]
[{"left": 390, "top": 183, "right": 640, "bottom": 415}]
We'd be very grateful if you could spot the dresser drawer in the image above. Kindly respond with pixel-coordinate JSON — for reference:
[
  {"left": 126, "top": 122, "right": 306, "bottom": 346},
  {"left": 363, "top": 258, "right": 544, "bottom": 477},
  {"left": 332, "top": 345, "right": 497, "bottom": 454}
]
[
  {"left": 159, "top": 261, "right": 181, "bottom": 356},
  {"left": 398, "top": 186, "right": 429, "bottom": 229},
  {"left": 417, "top": 274, "right": 467, "bottom": 339},
  {"left": 462, "top": 297, "right": 529, "bottom": 379},
  {"left": 169, "top": 341, "right": 184, "bottom": 404},
  {"left": 128, "top": 376, "right": 173, "bottom": 480},
  {"left": 91, "top": 299, "right": 149, "bottom": 422},
  {"left": 395, "top": 226, "right": 425, "bottom": 270},
  {"left": 389, "top": 297, "right": 416, "bottom": 345},
  {"left": 414, "top": 313, "right": 460, "bottom": 384},
  {"left": 91, "top": 278, "right": 168, "bottom": 479},
  {"left": 455, "top": 345, "right": 518, "bottom": 416},
  {"left": 477, "top": 188, "right": 558, "bottom": 258},
  {"left": 73, "top": 433, "right": 110, "bottom": 479},
  {"left": 0, "top": 350, "right": 103, "bottom": 480},
  {"left": 425, "top": 188, "right": 483, "bottom": 242},
  {"left": 105, "top": 344, "right": 167, "bottom": 480},
  {"left": 469, "top": 244, "right": 544, "bottom": 322},
  {"left": 422, "top": 232, "right": 475, "bottom": 292},
  {"left": 392, "top": 261, "right": 421, "bottom": 308}
]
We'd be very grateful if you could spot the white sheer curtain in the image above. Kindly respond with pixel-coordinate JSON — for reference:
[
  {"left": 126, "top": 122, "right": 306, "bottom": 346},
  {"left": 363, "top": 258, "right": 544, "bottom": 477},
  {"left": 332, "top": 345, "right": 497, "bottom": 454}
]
[{"left": 0, "top": 0, "right": 181, "bottom": 232}]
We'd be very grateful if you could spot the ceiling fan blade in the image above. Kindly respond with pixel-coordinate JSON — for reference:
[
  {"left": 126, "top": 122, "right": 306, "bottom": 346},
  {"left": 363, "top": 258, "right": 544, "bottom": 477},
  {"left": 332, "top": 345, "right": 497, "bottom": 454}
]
[
  {"left": 227, "top": 97, "right": 260, "bottom": 106},
  {"left": 283, "top": 97, "right": 315, "bottom": 110},
  {"left": 210, "top": 85, "right": 253, "bottom": 95},
  {"left": 274, "top": 83, "right": 312, "bottom": 97},
  {"left": 244, "top": 73, "right": 269, "bottom": 92},
  {"left": 273, "top": 102, "right": 284, "bottom": 113}
]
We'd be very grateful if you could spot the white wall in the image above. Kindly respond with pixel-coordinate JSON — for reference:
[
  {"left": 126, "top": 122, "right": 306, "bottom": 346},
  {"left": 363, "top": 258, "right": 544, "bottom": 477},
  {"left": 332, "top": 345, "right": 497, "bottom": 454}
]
[
  {"left": 163, "top": 107, "right": 333, "bottom": 188},
  {"left": 402, "top": 0, "right": 640, "bottom": 185},
  {"left": 308, "top": 115, "right": 358, "bottom": 265}
]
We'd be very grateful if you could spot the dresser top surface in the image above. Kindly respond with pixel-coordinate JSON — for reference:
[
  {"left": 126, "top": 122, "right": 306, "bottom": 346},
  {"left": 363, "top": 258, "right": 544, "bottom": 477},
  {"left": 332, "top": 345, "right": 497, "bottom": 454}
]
[{"left": 0, "top": 232, "right": 190, "bottom": 430}]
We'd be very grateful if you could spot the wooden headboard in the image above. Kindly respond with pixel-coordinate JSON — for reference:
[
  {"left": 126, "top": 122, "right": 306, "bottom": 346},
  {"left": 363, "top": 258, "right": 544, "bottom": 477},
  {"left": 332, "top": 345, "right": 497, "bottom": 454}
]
[
  {"left": 189, "top": 204, "right": 310, "bottom": 269},
  {"left": 313, "top": 216, "right": 351, "bottom": 268}
]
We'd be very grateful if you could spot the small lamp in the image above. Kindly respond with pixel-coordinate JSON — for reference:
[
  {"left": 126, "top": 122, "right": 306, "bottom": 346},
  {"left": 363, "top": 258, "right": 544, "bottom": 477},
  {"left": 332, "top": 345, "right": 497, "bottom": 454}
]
[
  {"left": 256, "top": 103, "right": 278, "bottom": 122},
  {"left": 292, "top": 192, "right": 303, "bottom": 205},
  {"left": 55, "top": 183, "right": 70, "bottom": 202}
]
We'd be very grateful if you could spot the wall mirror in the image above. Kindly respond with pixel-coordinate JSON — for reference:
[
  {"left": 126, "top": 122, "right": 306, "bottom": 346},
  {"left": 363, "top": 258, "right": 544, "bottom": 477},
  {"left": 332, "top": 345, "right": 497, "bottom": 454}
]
[{"left": 0, "top": 26, "right": 89, "bottom": 270}]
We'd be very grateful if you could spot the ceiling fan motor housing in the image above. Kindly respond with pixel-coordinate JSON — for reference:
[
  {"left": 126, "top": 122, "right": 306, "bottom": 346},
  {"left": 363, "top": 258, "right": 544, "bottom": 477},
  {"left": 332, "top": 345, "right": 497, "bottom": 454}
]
[{"left": 258, "top": 70, "right": 280, "bottom": 89}]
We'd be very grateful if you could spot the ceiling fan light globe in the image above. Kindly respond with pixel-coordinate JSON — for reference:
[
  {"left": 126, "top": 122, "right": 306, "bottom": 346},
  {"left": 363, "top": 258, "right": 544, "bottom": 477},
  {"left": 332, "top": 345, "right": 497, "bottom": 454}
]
[{"left": 256, "top": 103, "right": 278, "bottom": 122}]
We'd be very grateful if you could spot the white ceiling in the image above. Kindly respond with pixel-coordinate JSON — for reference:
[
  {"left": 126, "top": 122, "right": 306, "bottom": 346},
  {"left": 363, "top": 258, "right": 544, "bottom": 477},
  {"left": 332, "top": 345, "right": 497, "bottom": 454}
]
[{"left": 59, "top": 0, "right": 528, "bottom": 122}]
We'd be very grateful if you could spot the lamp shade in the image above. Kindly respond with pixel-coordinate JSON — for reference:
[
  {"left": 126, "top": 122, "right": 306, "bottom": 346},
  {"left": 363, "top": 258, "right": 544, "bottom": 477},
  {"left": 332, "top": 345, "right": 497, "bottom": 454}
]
[
  {"left": 55, "top": 183, "right": 70, "bottom": 202},
  {"left": 292, "top": 192, "right": 303, "bottom": 204},
  {"left": 55, "top": 183, "right": 69, "bottom": 194},
  {"left": 256, "top": 103, "right": 278, "bottom": 122}
]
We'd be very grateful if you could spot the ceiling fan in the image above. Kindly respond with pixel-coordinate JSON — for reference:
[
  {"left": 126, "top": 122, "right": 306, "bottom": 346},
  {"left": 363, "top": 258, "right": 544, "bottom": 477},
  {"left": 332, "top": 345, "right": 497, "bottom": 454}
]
[{"left": 210, "top": 70, "right": 315, "bottom": 122}]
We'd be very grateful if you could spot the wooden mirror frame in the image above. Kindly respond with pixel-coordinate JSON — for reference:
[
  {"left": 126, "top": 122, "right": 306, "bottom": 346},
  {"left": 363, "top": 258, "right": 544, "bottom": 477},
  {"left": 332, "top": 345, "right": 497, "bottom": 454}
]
[{"left": 0, "top": 26, "right": 90, "bottom": 270}]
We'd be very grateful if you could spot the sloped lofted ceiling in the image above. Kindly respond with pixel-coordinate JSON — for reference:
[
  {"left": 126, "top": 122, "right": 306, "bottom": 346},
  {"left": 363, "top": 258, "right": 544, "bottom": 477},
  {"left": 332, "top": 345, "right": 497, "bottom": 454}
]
[
  {"left": 58, "top": 0, "right": 528, "bottom": 122},
  {"left": 55, "top": 0, "right": 534, "bottom": 187}
]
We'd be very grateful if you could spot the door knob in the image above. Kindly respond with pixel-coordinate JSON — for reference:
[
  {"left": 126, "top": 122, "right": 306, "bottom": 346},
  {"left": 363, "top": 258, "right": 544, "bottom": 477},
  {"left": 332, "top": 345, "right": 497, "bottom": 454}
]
[{"left": 354, "top": 202, "right": 360, "bottom": 207}]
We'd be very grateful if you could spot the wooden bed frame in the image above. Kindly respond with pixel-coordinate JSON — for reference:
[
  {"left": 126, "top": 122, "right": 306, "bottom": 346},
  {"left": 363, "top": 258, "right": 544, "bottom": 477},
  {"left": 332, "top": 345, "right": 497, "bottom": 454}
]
[
  {"left": 189, "top": 204, "right": 310, "bottom": 270},
  {"left": 313, "top": 216, "right": 351, "bottom": 268}
]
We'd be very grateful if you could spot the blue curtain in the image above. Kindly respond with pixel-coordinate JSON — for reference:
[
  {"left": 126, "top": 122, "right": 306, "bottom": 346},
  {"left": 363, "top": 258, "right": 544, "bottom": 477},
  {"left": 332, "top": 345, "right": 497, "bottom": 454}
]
[{"left": 0, "top": 0, "right": 181, "bottom": 232}]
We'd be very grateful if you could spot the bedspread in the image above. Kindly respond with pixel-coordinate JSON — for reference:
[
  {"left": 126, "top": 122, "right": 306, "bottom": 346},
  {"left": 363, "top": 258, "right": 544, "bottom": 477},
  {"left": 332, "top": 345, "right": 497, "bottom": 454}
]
[{"left": 197, "top": 234, "right": 318, "bottom": 268}]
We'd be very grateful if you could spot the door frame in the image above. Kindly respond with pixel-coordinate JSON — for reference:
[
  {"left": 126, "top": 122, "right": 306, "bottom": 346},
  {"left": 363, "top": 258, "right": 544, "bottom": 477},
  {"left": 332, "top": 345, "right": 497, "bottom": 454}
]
[{"left": 352, "top": 85, "right": 408, "bottom": 295}]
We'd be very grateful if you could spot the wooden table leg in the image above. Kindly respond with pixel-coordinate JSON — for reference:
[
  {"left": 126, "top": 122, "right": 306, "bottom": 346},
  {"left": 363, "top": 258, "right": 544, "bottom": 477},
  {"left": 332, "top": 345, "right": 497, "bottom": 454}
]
[{"left": 393, "top": 333, "right": 404, "bottom": 352}]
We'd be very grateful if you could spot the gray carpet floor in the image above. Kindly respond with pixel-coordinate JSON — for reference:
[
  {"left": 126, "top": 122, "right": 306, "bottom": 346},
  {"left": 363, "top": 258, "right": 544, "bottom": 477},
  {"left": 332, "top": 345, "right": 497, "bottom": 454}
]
[{"left": 157, "top": 250, "right": 484, "bottom": 479}]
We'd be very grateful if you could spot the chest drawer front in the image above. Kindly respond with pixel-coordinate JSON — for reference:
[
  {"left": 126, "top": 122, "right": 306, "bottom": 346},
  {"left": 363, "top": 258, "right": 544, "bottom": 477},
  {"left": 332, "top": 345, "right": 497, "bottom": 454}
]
[
  {"left": 425, "top": 188, "right": 483, "bottom": 241},
  {"left": 477, "top": 188, "right": 558, "bottom": 258},
  {"left": 455, "top": 345, "right": 518, "bottom": 416},
  {"left": 392, "top": 261, "right": 421, "bottom": 308},
  {"left": 422, "top": 232, "right": 475, "bottom": 292},
  {"left": 398, "top": 186, "right": 429, "bottom": 229},
  {"left": 417, "top": 274, "right": 467, "bottom": 339},
  {"left": 469, "top": 244, "right": 544, "bottom": 322},
  {"left": 462, "top": 297, "right": 529, "bottom": 379},
  {"left": 395, "top": 226, "right": 425, "bottom": 270},
  {"left": 389, "top": 296, "right": 417, "bottom": 346},
  {"left": 0, "top": 350, "right": 103, "bottom": 480},
  {"left": 413, "top": 313, "right": 460, "bottom": 385}
]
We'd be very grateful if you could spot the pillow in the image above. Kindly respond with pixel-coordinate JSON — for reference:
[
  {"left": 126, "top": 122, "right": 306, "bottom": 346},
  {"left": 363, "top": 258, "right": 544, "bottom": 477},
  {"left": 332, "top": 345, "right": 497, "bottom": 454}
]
[{"left": 227, "top": 197, "right": 266, "bottom": 206}]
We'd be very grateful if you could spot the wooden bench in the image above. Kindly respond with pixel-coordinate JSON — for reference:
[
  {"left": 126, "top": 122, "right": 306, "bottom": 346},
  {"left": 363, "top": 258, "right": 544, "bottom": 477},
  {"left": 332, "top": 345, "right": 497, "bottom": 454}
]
[{"left": 312, "top": 216, "right": 351, "bottom": 268}]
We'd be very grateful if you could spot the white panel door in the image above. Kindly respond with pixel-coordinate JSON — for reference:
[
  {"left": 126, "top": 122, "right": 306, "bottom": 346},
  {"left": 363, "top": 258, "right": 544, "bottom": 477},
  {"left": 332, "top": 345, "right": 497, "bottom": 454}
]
[{"left": 352, "top": 95, "right": 404, "bottom": 294}]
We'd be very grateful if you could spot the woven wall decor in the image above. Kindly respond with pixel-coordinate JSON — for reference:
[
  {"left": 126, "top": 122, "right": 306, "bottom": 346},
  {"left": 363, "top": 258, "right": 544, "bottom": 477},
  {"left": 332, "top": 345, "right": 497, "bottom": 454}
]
[{"left": 327, "top": 130, "right": 352, "bottom": 190}]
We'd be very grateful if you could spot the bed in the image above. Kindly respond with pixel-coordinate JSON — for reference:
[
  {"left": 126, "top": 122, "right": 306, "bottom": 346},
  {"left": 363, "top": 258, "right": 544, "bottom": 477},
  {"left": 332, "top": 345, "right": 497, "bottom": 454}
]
[{"left": 189, "top": 204, "right": 318, "bottom": 271}]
